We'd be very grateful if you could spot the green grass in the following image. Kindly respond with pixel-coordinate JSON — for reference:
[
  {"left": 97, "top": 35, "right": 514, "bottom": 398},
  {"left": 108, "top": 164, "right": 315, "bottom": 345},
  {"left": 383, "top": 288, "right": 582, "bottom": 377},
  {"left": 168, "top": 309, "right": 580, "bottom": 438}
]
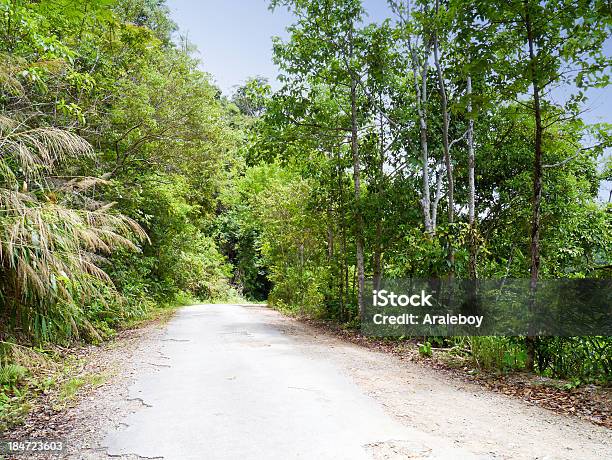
[
  {"left": 0, "top": 364, "right": 27, "bottom": 387},
  {"left": 466, "top": 337, "right": 526, "bottom": 371},
  {"left": 0, "top": 297, "right": 171, "bottom": 431},
  {"left": 55, "top": 372, "right": 108, "bottom": 409},
  {"left": 0, "top": 389, "right": 31, "bottom": 432}
]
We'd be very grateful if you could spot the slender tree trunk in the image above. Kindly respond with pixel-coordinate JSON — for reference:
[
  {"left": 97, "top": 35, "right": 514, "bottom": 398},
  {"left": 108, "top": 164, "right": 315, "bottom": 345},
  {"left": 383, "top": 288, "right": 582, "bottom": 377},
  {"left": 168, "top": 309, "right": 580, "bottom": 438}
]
[
  {"left": 351, "top": 75, "right": 365, "bottom": 321},
  {"left": 373, "top": 226, "right": 382, "bottom": 292},
  {"left": 406, "top": 35, "right": 433, "bottom": 233},
  {"left": 433, "top": 32, "right": 455, "bottom": 273},
  {"left": 467, "top": 71, "right": 477, "bottom": 280},
  {"left": 373, "top": 105, "right": 385, "bottom": 292},
  {"left": 327, "top": 218, "right": 334, "bottom": 261},
  {"left": 326, "top": 151, "right": 335, "bottom": 263},
  {"left": 326, "top": 159, "right": 335, "bottom": 307},
  {"left": 418, "top": 114, "right": 432, "bottom": 234},
  {"left": 396, "top": 0, "right": 434, "bottom": 234},
  {"left": 525, "top": 2, "right": 542, "bottom": 372},
  {"left": 347, "top": 27, "right": 365, "bottom": 321},
  {"left": 337, "top": 148, "right": 347, "bottom": 322},
  {"left": 417, "top": 83, "right": 432, "bottom": 233}
]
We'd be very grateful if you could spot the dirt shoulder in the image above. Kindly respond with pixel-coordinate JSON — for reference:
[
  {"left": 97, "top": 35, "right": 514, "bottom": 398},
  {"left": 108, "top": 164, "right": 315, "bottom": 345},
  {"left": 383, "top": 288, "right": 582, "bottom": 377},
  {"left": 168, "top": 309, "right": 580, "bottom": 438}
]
[
  {"left": 297, "top": 317, "right": 611, "bottom": 429},
  {"left": 2, "top": 317, "right": 170, "bottom": 459},
  {"left": 270, "top": 310, "right": 611, "bottom": 459}
]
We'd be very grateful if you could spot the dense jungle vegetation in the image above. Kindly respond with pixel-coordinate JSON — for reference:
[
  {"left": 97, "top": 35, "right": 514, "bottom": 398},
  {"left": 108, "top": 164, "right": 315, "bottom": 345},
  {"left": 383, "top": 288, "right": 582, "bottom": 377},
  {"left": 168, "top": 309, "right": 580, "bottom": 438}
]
[{"left": 0, "top": 0, "right": 610, "bottom": 417}]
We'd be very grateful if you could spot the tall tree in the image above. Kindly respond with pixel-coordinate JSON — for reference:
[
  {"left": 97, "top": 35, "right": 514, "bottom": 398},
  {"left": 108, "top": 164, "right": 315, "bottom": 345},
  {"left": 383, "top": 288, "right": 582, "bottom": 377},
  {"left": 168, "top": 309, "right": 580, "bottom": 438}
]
[
  {"left": 270, "top": 0, "right": 369, "bottom": 319},
  {"left": 389, "top": 0, "right": 440, "bottom": 234},
  {"left": 479, "top": 0, "right": 611, "bottom": 369}
]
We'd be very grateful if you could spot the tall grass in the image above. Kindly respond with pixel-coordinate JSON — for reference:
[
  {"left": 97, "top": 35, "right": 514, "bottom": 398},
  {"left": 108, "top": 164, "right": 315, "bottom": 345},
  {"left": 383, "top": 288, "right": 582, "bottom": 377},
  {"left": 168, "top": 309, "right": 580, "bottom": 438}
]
[
  {"left": 0, "top": 108, "right": 146, "bottom": 344},
  {"left": 467, "top": 337, "right": 526, "bottom": 371}
]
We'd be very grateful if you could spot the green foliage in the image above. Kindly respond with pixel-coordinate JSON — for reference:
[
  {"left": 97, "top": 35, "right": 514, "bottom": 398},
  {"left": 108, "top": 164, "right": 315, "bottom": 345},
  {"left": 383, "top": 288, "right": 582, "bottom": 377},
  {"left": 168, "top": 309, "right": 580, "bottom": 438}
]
[
  {"left": 453, "top": 336, "right": 610, "bottom": 382},
  {"left": 419, "top": 341, "right": 433, "bottom": 357},
  {"left": 250, "top": 0, "right": 612, "bottom": 382},
  {"left": 0, "top": 364, "right": 27, "bottom": 388},
  {"left": 534, "top": 337, "right": 611, "bottom": 383},
  {"left": 466, "top": 337, "right": 526, "bottom": 371},
  {"left": 222, "top": 164, "right": 329, "bottom": 315},
  {"left": 0, "top": 109, "right": 147, "bottom": 344},
  {"left": 1, "top": 0, "right": 244, "bottom": 349},
  {"left": 0, "top": 0, "right": 609, "bottom": 403}
]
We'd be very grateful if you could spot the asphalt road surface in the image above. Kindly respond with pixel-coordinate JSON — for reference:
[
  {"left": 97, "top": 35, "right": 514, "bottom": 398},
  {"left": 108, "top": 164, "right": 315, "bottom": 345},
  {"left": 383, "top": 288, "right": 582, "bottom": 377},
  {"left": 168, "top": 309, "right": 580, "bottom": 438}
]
[{"left": 94, "top": 304, "right": 610, "bottom": 460}]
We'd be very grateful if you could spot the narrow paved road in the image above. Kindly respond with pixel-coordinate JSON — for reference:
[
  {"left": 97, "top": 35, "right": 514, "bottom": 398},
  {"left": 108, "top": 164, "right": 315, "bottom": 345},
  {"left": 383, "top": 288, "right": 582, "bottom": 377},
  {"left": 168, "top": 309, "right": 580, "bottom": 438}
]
[
  {"left": 104, "top": 304, "right": 471, "bottom": 459},
  {"left": 85, "top": 304, "right": 610, "bottom": 459}
]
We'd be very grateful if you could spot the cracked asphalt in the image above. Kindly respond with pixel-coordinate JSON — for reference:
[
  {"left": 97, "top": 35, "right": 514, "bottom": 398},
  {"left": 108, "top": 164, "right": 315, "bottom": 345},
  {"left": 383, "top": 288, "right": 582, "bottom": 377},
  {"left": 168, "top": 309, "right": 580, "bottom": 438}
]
[{"left": 101, "top": 304, "right": 479, "bottom": 459}]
